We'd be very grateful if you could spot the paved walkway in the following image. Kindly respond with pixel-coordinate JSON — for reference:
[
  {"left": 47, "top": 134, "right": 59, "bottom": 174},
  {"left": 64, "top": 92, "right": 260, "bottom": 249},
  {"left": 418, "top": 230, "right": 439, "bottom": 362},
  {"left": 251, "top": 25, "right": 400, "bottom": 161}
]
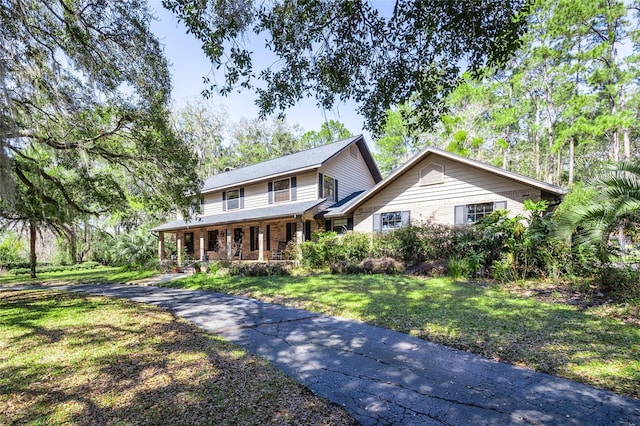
[{"left": 10, "top": 283, "right": 640, "bottom": 425}]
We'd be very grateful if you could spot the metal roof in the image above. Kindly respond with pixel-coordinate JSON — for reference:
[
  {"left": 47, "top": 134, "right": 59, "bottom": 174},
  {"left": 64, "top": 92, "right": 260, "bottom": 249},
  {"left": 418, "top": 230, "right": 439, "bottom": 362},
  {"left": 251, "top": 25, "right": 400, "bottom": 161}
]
[
  {"left": 200, "top": 135, "right": 381, "bottom": 193},
  {"left": 152, "top": 199, "right": 325, "bottom": 232}
]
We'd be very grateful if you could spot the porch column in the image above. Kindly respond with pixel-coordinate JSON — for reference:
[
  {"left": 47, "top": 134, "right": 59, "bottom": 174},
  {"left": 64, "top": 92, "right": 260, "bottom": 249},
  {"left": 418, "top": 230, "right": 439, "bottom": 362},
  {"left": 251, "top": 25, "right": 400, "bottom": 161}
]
[
  {"left": 226, "top": 227, "right": 232, "bottom": 259},
  {"left": 258, "top": 222, "right": 264, "bottom": 261},
  {"left": 176, "top": 233, "right": 183, "bottom": 266},
  {"left": 158, "top": 231, "right": 165, "bottom": 262},
  {"left": 199, "top": 228, "right": 205, "bottom": 261},
  {"left": 295, "top": 218, "right": 304, "bottom": 260}
]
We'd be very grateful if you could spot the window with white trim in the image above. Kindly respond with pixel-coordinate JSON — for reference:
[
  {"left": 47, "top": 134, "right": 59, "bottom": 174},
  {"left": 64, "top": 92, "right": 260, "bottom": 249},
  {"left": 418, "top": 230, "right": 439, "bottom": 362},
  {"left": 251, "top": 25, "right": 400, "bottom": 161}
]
[
  {"left": 454, "top": 201, "right": 507, "bottom": 225},
  {"left": 273, "top": 178, "right": 290, "bottom": 202},
  {"left": 323, "top": 175, "right": 336, "bottom": 201},
  {"left": 332, "top": 218, "right": 348, "bottom": 234},
  {"left": 373, "top": 211, "right": 411, "bottom": 232},
  {"left": 226, "top": 189, "right": 240, "bottom": 210}
]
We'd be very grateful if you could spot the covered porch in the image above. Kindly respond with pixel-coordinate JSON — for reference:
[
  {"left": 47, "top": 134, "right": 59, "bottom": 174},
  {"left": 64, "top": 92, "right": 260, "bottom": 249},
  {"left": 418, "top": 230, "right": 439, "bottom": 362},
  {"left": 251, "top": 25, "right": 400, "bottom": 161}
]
[{"left": 153, "top": 200, "right": 326, "bottom": 265}]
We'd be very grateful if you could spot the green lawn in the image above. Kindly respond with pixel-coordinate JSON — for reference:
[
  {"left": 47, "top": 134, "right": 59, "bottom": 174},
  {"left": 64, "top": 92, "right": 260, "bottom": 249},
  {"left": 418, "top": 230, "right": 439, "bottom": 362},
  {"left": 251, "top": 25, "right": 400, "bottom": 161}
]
[
  {"left": 164, "top": 273, "right": 640, "bottom": 399},
  {"left": 0, "top": 266, "right": 157, "bottom": 286},
  {"left": 0, "top": 290, "right": 356, "bottom": 425}
]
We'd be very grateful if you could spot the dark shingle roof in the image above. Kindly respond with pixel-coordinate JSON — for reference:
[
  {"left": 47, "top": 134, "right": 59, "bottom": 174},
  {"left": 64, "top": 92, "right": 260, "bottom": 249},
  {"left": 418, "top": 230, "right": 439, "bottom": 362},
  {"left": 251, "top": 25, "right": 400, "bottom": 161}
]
[
  {"left": 201, "top": 135, "right": 381, "bottom": 192},
  {"left": 152, "top": 199, "right": 325, "bottom": 232}
]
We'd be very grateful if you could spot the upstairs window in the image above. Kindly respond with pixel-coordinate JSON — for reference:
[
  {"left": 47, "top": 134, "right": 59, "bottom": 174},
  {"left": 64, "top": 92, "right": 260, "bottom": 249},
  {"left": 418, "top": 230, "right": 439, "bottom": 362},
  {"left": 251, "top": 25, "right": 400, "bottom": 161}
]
[
  {"left": 454, "top": 201, "right": 507, "bottom": 225},
  {"left": 223, "top": 188, "right": 244, "bottom": 211},
  {"left": 226, "top": 189, "right": 240, "bottom": 210},
  {"left": 318, "top": 173, "right": 338, "bottom": 202},
  {"left": 268, "top": 177, "right": 296, "bottom": 204},
  {"left": 323, "top": 175, "right": 336, "bottom": 201},
  {"left": 273, "top": 178, "right": 290, "bottom": 202}
]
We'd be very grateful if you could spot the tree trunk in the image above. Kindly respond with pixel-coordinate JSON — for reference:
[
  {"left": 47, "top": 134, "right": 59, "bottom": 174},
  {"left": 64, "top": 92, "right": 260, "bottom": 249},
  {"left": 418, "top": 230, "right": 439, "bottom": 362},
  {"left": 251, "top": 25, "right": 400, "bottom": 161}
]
[
  {"left": 68, "top": 227, "right": 77, "bottom": 265},
  {"left": 568, "top": 137, "right": 575, "bottom": 185},
  {"left": 29, "top": 219, "right": 37, "bottom": 279}
]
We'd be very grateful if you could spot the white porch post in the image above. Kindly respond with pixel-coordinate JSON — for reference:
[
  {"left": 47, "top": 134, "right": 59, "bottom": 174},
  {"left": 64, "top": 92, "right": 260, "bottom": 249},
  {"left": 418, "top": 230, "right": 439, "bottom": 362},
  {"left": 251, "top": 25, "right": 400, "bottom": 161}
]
[
  {"left": 258, "top": 222, "right": 264, "bottom": 261},
  {"left": 295, "top": 219, "right": 303, "bottom": 260},
  {"left": 199, "top": 228, "right": 205, "bottom": 261},
  {"left": 226, "top": 227, "right": 232, "bottom": 259},
  {"left": 176, "top": 233, "right": 183, "bottom": 266},
  {"left": 158, "top": 231, "right": 165, "bottom": 262}
]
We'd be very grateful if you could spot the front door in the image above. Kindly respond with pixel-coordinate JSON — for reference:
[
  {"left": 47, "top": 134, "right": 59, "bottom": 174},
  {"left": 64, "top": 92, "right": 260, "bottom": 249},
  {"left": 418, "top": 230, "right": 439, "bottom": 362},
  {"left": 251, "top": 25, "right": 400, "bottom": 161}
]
[
  {"left": 184, "top": 232, "right": 194, "bottom": 255},
  {"left": 233, "top": 228, "right": 243, "bottom": 256}
]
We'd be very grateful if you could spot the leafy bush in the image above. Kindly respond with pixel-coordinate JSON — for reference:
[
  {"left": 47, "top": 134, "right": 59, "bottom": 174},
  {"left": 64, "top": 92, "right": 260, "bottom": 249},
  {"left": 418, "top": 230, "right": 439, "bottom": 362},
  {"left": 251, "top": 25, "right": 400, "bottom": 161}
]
[
  {"left": 341, "top": 232, "right": 371, "bottom": 262},
  {"left": 0, "top": 231, "right": 27, "bottom": 267},
  {"left": 228, "top": 262, "right": 291, "bottom": 277}
]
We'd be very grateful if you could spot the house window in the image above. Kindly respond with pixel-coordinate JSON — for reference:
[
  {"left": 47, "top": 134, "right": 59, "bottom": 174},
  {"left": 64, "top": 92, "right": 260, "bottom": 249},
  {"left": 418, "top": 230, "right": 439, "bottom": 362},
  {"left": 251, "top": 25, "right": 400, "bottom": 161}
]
[
  {"left": 273, "top": 178, "right": 290, "bottom": 202},
  {"left": 250, "top": 226, "right": 259, "bottom": 251},
  {"left": 332, "top": 218, "right": 348, "bottom": 234},
  {"left": 420, "top": 162, "right": 444, "bottom": 186},
  {"left": 207, "top": 230, "right": 219, "bottom": 252},
  {"left": 382, "top": 212, "right": 403, "bottom": 230},
  {"left": 226, "top": 189, "right": 240, "bottom": 210},
  {"left": 323, "top": 175, "right": 336, "bottom": 201},
  {"left": 373, "top": 211, "right": 410, "bottom": 232},
  {"left": 454, "top": 201, "right": 507, "bottom": 225}
]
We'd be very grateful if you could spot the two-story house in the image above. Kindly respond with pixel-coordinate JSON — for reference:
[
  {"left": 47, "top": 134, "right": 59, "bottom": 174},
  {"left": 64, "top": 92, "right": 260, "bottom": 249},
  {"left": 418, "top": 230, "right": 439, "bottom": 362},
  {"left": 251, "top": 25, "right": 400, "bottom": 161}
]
[{"left": 152, "top": 135, "right": 382, "bottom": 263}]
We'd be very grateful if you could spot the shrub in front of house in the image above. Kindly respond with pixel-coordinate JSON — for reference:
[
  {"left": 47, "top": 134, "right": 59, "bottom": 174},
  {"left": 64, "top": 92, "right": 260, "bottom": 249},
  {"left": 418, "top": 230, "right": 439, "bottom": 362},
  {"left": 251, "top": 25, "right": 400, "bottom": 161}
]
[{"left": 228, "top": 262, "right": 291, "bottom": 277}]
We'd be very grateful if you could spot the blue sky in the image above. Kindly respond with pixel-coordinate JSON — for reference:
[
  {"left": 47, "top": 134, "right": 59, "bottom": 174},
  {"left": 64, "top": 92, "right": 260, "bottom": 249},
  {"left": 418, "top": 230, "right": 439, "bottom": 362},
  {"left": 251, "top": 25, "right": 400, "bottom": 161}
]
[{"left": 148, "top": 1, "right": 369, "bottom": 138}]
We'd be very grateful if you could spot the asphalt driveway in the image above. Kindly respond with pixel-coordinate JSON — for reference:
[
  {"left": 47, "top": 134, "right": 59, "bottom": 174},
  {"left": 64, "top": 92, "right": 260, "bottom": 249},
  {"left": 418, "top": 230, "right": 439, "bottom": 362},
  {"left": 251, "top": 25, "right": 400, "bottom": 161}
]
[{"left": 11, "top": 283, "right": 640, "bottom": 425}]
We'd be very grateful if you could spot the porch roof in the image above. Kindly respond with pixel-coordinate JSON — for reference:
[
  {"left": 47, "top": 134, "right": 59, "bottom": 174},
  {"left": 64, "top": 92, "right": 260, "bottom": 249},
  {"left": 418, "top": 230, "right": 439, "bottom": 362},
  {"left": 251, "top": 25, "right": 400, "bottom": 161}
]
[{"left": 152, "top": 199, "right": 326, "bottom": 232}]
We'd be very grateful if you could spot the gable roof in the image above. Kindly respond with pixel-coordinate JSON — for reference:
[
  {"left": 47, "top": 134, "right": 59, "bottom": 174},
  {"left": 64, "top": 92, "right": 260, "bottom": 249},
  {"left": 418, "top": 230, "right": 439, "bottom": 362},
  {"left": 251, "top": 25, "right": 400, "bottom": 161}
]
[
  {"left": 327, "top": 146, "right": 567, "bottom": 217},
  {"left": 201, "top": 135, "right": 382, "bottom": 193}
]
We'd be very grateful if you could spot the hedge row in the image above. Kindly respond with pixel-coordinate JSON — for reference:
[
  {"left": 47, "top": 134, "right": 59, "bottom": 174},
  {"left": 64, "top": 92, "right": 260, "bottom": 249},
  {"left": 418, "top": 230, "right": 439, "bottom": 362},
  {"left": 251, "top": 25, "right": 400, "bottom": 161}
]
[{"left": 8, "top": 261, "right": 101, "bottom": 275}]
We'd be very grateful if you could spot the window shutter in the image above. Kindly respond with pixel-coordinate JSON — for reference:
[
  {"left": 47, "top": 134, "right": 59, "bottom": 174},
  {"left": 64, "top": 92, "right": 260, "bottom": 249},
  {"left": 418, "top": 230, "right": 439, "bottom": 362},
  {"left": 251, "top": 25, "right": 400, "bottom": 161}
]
[
  {"left": 268, "top": 182, "right": 273, "bottom": 204},
  {"left": 494, "top": 200, "right": 507, "bottom": 210},
  {"left": 291, "top": 177, "right": 297, "bottom": 201},
  {"left": 222, "top": 191, "right": 227, "bottom": 211},
  {"left": 304, "top": 220, "right": 311, "bottom": 241},
  {"left": 334, "top": 179, "right": 338, "bottom": 202},
  {"left": 266, "top": 225, "right": 271, "bottom": 250},
  {"left": 347, "top": 217, "right": 353, "bottom": 230},
  {"left": 325, "top": 219, "right": 332, "bottom": 231},
  {"left": 373, "top": 213, "right": 382, "bottom": 232},
  {"left": 318, "top": 173, "right": 323, "bottom": 198},
  {"left": 454, "top": 205, "right": 466, "bottom": 225},
  {"left": 401, "top": 211, "right": 411, "bottom": 226},
  {"left": 239, "top": 188, "right": 245, "bottom": 209},
  {"left": 250, "top": 226, "right": 256, "bottom": 251}
]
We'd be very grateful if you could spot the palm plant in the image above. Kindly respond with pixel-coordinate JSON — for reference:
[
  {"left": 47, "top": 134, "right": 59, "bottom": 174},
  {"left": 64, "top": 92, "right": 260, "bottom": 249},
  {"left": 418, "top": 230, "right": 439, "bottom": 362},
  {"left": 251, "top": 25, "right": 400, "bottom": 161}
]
[{"left": 555, "top": 162, "right": 640, "bottom": 262}]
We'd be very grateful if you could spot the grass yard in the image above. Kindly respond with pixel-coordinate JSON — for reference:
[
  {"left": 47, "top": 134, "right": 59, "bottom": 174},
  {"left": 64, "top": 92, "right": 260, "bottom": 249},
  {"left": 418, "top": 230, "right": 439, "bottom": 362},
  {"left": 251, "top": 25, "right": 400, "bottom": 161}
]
[
  {"left": 165, "top": 273, "right": 640, "bottom": 399},
  {"left": 0, "top": 290, "right": 356, "bottom": 425},
  {"left": 0, "top": 266, "right": 157, "bottom": 286}
]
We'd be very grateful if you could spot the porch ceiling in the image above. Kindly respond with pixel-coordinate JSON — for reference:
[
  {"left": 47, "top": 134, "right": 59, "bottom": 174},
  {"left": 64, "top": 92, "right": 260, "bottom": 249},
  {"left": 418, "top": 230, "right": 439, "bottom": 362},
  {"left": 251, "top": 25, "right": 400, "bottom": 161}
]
[{"left": 152, "top": 199, "right": 325, "bottom": 232}]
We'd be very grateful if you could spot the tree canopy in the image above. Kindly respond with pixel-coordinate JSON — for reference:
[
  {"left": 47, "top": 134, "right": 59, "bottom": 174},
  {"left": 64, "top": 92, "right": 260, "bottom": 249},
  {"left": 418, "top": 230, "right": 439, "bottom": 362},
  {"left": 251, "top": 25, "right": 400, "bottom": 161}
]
[
  {"left": 163, "top": 0, "right": 530, "bottom": 132},
  {"left": 0, "top": 0, "right": 199, "bottom": 223}
]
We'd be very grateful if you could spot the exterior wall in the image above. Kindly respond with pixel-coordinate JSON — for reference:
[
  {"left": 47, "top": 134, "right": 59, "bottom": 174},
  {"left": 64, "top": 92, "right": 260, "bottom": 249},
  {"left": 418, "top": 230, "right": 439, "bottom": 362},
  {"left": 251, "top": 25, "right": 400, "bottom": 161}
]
[
  {"left": 353, "top": 154, "right": 543, "bottom": 232},
  {"left": 200, "top": 171, "right": 321, "bottom": 216},
  {"left": 319, "top": 144, "right": 377, "bottom": 200}
]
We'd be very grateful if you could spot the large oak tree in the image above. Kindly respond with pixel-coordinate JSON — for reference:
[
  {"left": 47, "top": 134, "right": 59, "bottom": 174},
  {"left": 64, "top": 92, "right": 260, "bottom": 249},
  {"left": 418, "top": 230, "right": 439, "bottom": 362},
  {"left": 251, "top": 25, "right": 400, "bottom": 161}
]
[
  {"left": 0, "top": 0, "right": 199, "bottom": 276},
  {"left": 163, "top": 0, "right": 531, "bottom": 133}
]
